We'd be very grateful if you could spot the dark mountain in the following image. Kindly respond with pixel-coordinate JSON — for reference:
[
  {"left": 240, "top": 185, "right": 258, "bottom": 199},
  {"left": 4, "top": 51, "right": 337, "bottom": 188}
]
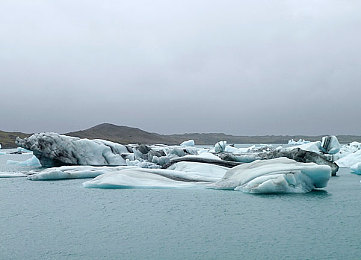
[
  {"left": 66, "top": 123, "right": 178, "bottom": 144},
  {"left": 2, "top": 123, "right": 361, "bottom": 148},
  {"left": 0, "top": 130, "right": 31, "bottom": 148}
]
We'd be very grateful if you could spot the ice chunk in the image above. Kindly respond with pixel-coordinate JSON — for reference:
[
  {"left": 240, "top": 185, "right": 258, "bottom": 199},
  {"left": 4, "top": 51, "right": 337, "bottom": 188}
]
[
  {"left": 16, "top": 133, "right": 131, "bottom": 167},
  {"left": 210, "top": 157, "right": 331, "bottom": 193},
  {"left": 7, "top": 155, "right": 41, "bottom": 167},
  {"left": 334, "top": 142, "right": 361, "bottom": 162},
  {"left": 336, "top": 149, "right": 361, "bottom": 167},
  {"left": 288, "top": 139, "right": 310, "bottom": 145},
  {"left": 214, "top": 141, "right": 227, "bottom": 153},
  {"left": 350, "top": 163, "right": 361, "bottom": 175},
  {"left": 16, "top": 147, "right": 32, "bottom": 153},
  {"left": 28, "top": 166, "right": 134, "bottom": 180},
  {"left": 291, "top": 141, "right": 322, "bottom": 154},
  {"left": 0, "top": 172, "right": 27, "bottom": 178},
  {"left": 167, "top": 162, "right": 228, "bottom": 182},
  {"left": 83, "top": 168, "right": 207, "bottom": 189},
  {"left": 180, "top": 140, "right": 195, "bottom": 147},
  {"left": 320, "top": 136, "right": 341, "bottom": 154}
]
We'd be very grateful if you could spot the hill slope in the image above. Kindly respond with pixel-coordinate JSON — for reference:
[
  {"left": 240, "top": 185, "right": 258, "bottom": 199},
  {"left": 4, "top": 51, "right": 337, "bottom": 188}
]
[
  {"left": 66, "top": 123, "right": 178, "bottom": 144},
  {"left": 2, "top": 123, "right": 361, "bottom": 148},
  {"left": 0, "top": 130, "right": 31, "bottom": 148}
]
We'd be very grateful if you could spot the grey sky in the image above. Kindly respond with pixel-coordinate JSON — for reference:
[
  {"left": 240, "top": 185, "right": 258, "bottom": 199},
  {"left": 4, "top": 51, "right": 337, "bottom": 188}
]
[{"left": 1, "top": 0, "right": 361, "bottom": 135}]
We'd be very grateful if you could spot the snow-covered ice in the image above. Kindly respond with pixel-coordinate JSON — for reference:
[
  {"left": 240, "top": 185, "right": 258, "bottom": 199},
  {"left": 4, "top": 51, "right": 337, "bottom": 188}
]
[
  {"left": 210, "top": 157, "right": 331, "bottom": 193},
  {"left": 0, "top": 172, "right": 27, "bottom": 178},
  {"left": 288, "top": 139, "right": 310, "bottom": 145},
  {"left": 180, "top": 140, "right": 195, "bottom": 147},
  {"left": 7, "top": 155, "right": 41, "bottom": 167},
  {"left": 83, "top": 168, "right": 208, "bottom": 189},
  {"left": 214, "top": 141, "right": 227, "bottom": 153},
  {"left": 28, "top": 166, "right": 135, "bottom": 180},
  {"left": 350, "top": 163, "right": 361, "bottom": 175},
  {"left": 320, "top": 136, "right": 341, "bottom": 154}
]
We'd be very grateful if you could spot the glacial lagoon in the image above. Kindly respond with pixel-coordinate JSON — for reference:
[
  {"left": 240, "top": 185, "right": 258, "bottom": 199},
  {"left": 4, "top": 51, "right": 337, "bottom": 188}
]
[{"left": 1, "top": 150, "right": 361, "bottom": 259}]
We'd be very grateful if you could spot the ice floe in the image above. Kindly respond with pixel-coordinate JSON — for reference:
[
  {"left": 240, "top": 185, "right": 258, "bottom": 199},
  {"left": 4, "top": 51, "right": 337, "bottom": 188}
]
[
  {"left": 0, "top": 172, "right": 27, "bottom": 178},
  {"left": 180, "top": 140, "right": 195, "bottom": 147},
  {"left": 350, "top": 163, "right": 361, "bottom": 175},
  {"left": 28, "top": 166, "right": 134, "bottom": 180},
  {"left": 7, "top": 155, "right": 41, "bottom": 167},
  {"left": 288, "top": 139, "right": 310, "bottom": 145},
  {"left": 210, "top": 157, "right": 331, "bottom": 193}
]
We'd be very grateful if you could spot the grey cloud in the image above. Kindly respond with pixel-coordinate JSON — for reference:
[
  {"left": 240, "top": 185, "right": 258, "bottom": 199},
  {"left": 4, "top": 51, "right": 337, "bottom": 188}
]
[{"left": 0, "top": 0, "right": 360, "bottom": 135}]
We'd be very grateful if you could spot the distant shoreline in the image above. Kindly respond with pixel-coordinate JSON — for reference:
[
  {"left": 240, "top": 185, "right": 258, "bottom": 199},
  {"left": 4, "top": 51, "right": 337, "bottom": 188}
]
[{"left": 1, "top": 123, "right": 361, "bottom": 148}]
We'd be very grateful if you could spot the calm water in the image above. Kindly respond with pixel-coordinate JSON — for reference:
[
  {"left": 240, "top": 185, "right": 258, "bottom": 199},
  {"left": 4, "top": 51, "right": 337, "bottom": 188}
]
[{"left": 1, "top": 152, "right": 361, "bottom": 259}]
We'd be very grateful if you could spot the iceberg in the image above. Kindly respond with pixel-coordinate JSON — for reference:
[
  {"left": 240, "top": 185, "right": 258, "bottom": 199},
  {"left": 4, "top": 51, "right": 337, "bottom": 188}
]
[
  {"left": 7, "top": 155, "right": 42, "bottom": 167},
  {"left": 83, "top": 168, "right": 209, "bottom": 189},
  {"left": 210, "top": 157, "right": 331, "bottom": 193},
  {"left": 320, "top": 136, "right": 341, "bottom": 155},
  {"left": 288, "top": 139, "right": 310, "bottom": 145},
  {"left": 0, "top": 172, "right": 27, "bottom": 178},
  {"left": 334, "top": 142, "right": 361, "bottom": 162},
  {"left": 16, "top": 133, "right": 200, "bottom": 168},
  {"left": 214, "top": 141, "right": 227, "bottom": 153},
  {"left": 350, "top": 163, "right": 361, "bottom": 175},
  {"left": 180, "top": 140, "right": 195, "bottom": 147},
  {"left": 28, "top": 166, "right": 135, "bottom": 180},
  {"left": 217, "top": 148, "right": 339, "bottom": 176},
  {"left": 167, "top": 161, "right": 228, "bottom": 182},
  {"left": 336, "top": 149, "right": 361, "bottom": 168},
  {"left": 16, "top": 133, "right": 129, "bottom": 167}
]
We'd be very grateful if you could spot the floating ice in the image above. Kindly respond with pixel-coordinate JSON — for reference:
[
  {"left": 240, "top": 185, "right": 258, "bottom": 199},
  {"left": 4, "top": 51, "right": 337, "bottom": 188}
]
[
  {"left": 293, "top": 141, "right": 322, "bottom": 154},
  {"left": 28, "top": 166, "right": 135, "bottom": 180},
  {"left": 214, "top": 141, "right": 227, "bottom": 153},
  {"left": 0, "top": 172, "right": 27, "bottom": 178},
  {"left": 288, "top": 139, "right": 310, "bottom": 145},
  {"left": 83, "top": 168, "right": 208, "bottom": 189},
  {"left": 16, "top": 147, "right": 32, "bottom": 154},
  {"left": 210, "top": 157, "right": 331, "bottom": 193},
  {"left": 7, "top": 155, "right": 41, "bottom": 167},
  {"left": 167, "top": 162, "right": 228, "bottom": 182},
  {"left": 350, "top": 163, "right": 361, "bottom": 175},
  {"left": 320, "top": 136, "right": 341, "bottom": 155},
  {"left": 336, "top": 149, "right": 361, "bottom": 167},
  {"left": 16, "top": 133, "right": 202, "bottom": 168},
  {"left": 180, "top": 140, "right": 195, "bottom": 147},
  {"left": 16, "top": 133, "right": 129, "bottom": 167},
  {"left": 334, "top": 142, "right": 361, "bottom": 162}
]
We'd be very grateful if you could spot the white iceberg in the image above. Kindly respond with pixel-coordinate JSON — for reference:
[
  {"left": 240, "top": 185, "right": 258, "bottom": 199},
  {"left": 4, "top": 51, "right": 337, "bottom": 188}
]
[
  {"left": 288, "top": 139, "right": 310, "bottom": 145},
  {"left": 334, "top": 142, "right": 361, "bottom": 162},
  {"left": 290, "top": 141, "right": 322, "bottom": 154},
  {"left": 180, "top": 140, "right": 195, "bottom": 147},
  {"left": 16, "top": 147, "right": 32, "bottom": 153},
  {"left": 0, "top": 172, "right": 27, "bottom": 178},
  {"left": 210, "top": 157, "right": 331, "bottom": 193},
  {"left": 336, "top": 149, "right": 361, "bottom": 167},
  {"left": 214, "top": 141, "right": 227, "bottom": 153},
  {"left": 320, "top": 136, "right": 341, "bottom": 155},
  {"left": 167, "top": 161, "right": 228, "bottom": 182},
  {"left": 7, "top": 155, "right": 41, "bottom": 167},
  {"left": 350, "top": 163, "right": 361, "bottom": 175},
  {"left": 28, "top": 166, "right": 135, "bottom": 180},
  {"left": 16, "top": 133, "right": 129, "bottom": 167},
  {"left": 83, "top": 168, "right": 207, "bottom": 189}
]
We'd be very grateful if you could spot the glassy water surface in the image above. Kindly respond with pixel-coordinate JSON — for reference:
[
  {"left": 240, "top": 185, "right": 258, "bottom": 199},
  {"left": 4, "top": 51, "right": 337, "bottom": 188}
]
[{"left": 1, "top": 151, "right": 361, "bottom": 259}]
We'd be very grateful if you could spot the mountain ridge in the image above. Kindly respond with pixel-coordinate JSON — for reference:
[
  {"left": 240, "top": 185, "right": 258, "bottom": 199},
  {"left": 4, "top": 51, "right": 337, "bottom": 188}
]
[{"left": 1, "top": 123, "right": 361, "bottom": 148}]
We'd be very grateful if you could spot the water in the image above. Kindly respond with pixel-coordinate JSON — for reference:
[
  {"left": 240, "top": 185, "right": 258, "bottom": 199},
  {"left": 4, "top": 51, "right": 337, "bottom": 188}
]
[{"left": 1, "top": 152, "right": 361, "bottom": 259}]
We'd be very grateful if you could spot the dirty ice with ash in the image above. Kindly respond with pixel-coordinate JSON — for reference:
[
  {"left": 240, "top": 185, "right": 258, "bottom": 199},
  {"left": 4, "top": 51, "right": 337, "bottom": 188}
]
[{"left": 2, "top": 132, "right": 359, "bottom": 194}]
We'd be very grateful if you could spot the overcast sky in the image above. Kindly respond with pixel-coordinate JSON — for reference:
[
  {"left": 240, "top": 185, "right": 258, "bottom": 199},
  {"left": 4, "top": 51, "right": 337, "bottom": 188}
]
[{"left": 1, "top": 0, "right": 360, "bottom": 135}]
